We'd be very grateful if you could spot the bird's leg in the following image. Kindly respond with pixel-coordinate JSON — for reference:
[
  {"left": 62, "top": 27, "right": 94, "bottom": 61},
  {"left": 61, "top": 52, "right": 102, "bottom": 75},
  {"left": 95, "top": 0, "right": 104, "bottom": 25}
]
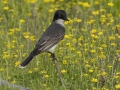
[
  {"left": 48, "top": 52, "right": 66, "bottom": 89},
  {"left": 50, "top": 53, "right": 57, "bottom": 61}
]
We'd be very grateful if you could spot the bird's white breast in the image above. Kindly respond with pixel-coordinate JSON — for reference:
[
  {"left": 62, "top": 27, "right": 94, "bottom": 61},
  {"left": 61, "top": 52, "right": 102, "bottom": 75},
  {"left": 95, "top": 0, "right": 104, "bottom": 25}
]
[
  {"left": 47, "top": 45, "right": 57, "bottom": 53},
  {"left": 55, "top": 19, "right": 65, "bottom": 27}
]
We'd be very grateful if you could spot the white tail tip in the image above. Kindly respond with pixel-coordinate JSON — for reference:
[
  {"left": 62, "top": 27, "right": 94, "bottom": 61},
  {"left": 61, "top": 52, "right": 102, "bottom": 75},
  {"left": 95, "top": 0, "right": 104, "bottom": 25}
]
[{"left": 19, "top": 65, "right": 26, "bottom": 69}]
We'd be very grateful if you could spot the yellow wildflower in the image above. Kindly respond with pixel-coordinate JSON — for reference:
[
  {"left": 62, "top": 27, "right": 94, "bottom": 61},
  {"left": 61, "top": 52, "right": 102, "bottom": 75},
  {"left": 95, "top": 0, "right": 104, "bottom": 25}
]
[
  {"left": 66, "top": 43, "right": 70, "bottom": 46},
  {"left": 99, "top": 8, "right": 106, "bottom": 12},
  {"left": 25, "top": 0, "right": 37, "bottom": 3},
  {"left": 3, "top": 6, "right": 9, "bottom": 10},
  {"left": 7, "top": 76, "right": 11, "bottom": 80},
  {"left": 90, "top": 50, "right": 96, "bottom": 53},
  {"left": 107, "top": 65, "right": 113, "bottom": 68},
  {"left": 99, "top": 53, "right": 106, "bottom": 59},
  {"left": 74, "top": 60, "right": 78, "bottom": 64},
  {"left": 101, "top": 71, "right": 107, "bottom": 76},
  {"left": 15, "top": 61, "right": 20, "bottom": 66},
  {"left": 64, "top": 35, "right": 70, "bottom": 39},
  {"left": 108, "top": 2, "right": 114, "bottom": 7},
  {"left": 85, "top": 64, "right": 90, "bottom": 67},
  {"left": 83, "top": 74, "right": 88, "bottom": 77},
  {"left": 119, "top": 14, "right": 120, "bottom": 17},
  {"left": 28, "top": 70, "right": 32, "bottom": 74},
  {"left": 15, "top": 28, "right": 20, "bottom": 31},
  {"left": 92, "top": 87, "right": 97, "bottom": 90},
  {"left": 24, "top": 35, "right": 29, "bottom": 39},
  {"left": 109, "top": 36, "right": 115, "bottom": 40},
  {"left": 59, "top": 0, "right": 63, "bottom": 2},
  {"left": 22, "top": 53, "right": 26, "bottom": 57},
  {"left": 111, "top": 43, "right": 116, "bottom": 46},
  {"left": 61, "top": 70, "right": 66, "bottom": 74},
  {"left": 90, "top": 58, "right": 95, "bottom": 63},
  {"left": 110, "top": 18, "right": 114, "bottom": 23},
  {"left": 118, "top": 58, "right": 120, "bottom": 62},
  {"left": 115, "top": 84, "right": 120, "bottom": 89},
  {"left": 11, "top": 80, "right": 16, "bottom": 84},
  {"left": 98, "top": 31, "right": 103, "bottom": 35},
  {"left": 114, "top": 75, "right": 119, "bottom": 79},
  {"left": 91, "top": 78, "right": 98, "bottom": 82},
  {"left": 92, "top": 10, "right": 99, "bottom": 15},
  {"left": 41, "top": 70, "right": 46, "bottom": 74},
  {"left": 78, "top": 36, "right": 83, "bottom": 41},
  {"left": 74, "top": 18, "right": 82, "bottom": 22},
  {"left": 3, "top": 0, "right": 8, "bottom": 4},
  {"left": 64, "top": 21, "right": 69, "bottom": 25},
  {"left": 102, "top": 44, "right": 107, "bottom": 48},
  {"left": 62, "top": 60, "right": 67, "bottom": 64},
  {"left": 98, "top": 47, "right": 103, "bottom": 50},
  {"left": 9, "top": 29, "right": 15, "bottom": 34},
  {"left": 30, "top": 36, "right": 35, "bottom": 41},
  {"left": 2, "top": 52, "right": 9, "bottom": 59},
  {"left": 0, "top": 18, "right": 2, "bottom": 21},
  {"left": 77, "top": 51, "right": 82, "bottom": 56},
  {"left": 82, "top": 2, "right": 90, "bottom": 7},
  {"left": 11, "top": 40, "right": 16, "bottom": 43},
  {"left": 48, "top": 9, "right": 54, "bottom": 13},
  {"left": 29, "top": 0, "right": 37, "bottom": 3},
  {"left": 90, "top": 29, "right": 97, "bottom": 34},
  {"left": 44, "top": 74, "right": 49, "bottom": 78},
  {"left": 43, "top": 0, "right": 50, "bottom": 3},
  {"left": 76, "top": 19, "right": 82, "bottom": 22},
  {"left": 78, "top": 1, "right": 83, "bottom": 5},
  {"left": 43, "top": 84, "right": 47, "bottom": 87},
  {"left": 34, "top": 68, "right": 38, "bottom": 71},
  {"left": 0, "top": 68, "right": 4, "bottom": 71},
  {"left": 87, "top": 19, "right": 95, "bottom": 24},
  {"left": 94, "top": 1, "right": 99, "bottom": 5},
  {"left": 14, "top": 54, "right": 18, "bottom": 58},
  {"left": 100, "top": 15, "right": 106, "bottom": 24},
  {"left": 89, "top": 69, "right": 94, "bottom": 73},
  {"left": 27, "top": 13, "right": 32, "bottom": 16},
  {"left": 19, "top": 19, "right": 25, "bottom": 23}
]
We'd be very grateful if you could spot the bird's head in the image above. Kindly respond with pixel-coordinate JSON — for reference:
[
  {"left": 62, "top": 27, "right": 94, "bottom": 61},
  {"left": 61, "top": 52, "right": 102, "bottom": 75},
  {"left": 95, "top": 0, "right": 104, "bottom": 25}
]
[{"left": 53, "top": 10, "right": 69, "bottom": 22}]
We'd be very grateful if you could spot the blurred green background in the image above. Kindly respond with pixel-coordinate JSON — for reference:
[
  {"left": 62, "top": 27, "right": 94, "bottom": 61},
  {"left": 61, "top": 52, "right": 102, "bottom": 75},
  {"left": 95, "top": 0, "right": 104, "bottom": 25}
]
[{"left": 0, "top": 0, "right": 120, "bottom": 90}]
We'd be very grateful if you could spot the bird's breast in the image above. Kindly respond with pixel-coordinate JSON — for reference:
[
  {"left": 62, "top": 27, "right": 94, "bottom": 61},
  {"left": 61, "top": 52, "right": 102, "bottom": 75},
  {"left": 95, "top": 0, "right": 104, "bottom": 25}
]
[{"left": 47, "top": 45, "right": 57, "bottom": 53}]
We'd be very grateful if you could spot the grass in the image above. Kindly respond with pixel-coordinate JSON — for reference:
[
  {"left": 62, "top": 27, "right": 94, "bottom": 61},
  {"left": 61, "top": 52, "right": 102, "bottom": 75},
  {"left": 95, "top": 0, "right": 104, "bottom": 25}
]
[{"left": 0, "top": 0, "right": 120, "bottom": 90}]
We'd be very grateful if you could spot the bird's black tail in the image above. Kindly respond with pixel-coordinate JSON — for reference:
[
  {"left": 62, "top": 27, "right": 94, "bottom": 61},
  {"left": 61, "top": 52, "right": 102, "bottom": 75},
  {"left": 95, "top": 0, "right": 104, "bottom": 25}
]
[
  {"left": 19, "top": 55, "right": 34, "bottom": 68},
  {"left": 19, "top": 47, "right": 41, "bottom": 68}
]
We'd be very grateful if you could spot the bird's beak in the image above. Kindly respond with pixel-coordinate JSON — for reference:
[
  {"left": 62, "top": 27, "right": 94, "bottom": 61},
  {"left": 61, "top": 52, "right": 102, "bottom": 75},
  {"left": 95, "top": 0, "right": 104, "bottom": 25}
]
[{"left": 65, "top": 18, "right": 69, "bottom": 21}]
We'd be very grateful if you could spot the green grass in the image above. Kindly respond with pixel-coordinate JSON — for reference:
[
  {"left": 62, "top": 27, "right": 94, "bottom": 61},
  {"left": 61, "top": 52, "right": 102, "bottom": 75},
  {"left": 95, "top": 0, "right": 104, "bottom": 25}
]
[{"left": 0, "top": 0, "right": 120, "bottom": 90}]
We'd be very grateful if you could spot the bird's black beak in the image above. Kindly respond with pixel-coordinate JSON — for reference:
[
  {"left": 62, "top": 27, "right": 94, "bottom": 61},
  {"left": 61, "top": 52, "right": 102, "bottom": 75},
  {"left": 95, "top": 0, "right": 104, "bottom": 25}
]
[{"left": 64, "top": 18, "right": 69, "bottom": 21}]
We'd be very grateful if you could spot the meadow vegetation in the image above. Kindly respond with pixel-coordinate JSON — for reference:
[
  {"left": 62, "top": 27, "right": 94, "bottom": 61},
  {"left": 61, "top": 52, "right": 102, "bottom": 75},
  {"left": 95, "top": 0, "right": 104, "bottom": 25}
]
[{"left": 0, "top": 0, "right": 120, "bottom": 90}]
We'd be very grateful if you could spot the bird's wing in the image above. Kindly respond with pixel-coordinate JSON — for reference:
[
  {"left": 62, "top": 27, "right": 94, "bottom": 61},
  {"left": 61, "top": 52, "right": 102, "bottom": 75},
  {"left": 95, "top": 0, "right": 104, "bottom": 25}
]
[
  {"left": 33, "top": 24, "right": 65, "bottom": 55},
  {"left": 37, "top": 32, "right": 65, "bottom": 51}
]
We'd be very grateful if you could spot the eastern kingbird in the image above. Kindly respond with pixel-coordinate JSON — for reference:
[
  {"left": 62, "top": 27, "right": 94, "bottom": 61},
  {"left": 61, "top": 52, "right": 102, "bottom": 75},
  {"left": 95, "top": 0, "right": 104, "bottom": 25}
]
[{"left": 19, "top": 10, "right": 68, "bottom": 68}]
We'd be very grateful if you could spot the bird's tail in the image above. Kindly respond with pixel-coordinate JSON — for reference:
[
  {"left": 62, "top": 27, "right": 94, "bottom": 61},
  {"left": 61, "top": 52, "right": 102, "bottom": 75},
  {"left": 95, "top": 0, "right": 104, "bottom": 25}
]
[
  {"left": 19, "top": 55, "right": 34, "bottom": 68},
  {"left": 19, "top": 47, "right": 41, "bottom": 68}
]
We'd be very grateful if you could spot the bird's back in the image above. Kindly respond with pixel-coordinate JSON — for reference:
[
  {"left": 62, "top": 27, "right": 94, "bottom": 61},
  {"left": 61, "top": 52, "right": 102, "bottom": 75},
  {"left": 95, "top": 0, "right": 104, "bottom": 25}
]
[
  {"left": 34, "top": 22, "right": 65, "bottom": 54},
  {"left": 41, "top": 22, "right": 65, "bottom": 39}
]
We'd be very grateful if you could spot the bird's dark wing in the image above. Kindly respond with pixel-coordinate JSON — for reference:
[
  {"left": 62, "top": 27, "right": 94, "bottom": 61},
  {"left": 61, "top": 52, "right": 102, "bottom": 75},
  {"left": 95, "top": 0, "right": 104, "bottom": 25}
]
[
  {"left": 37, "top": 32, "right": 65, "bottom": 51},
  {"left": 32, "top": 23, "right": 65, "bottom": 55}
]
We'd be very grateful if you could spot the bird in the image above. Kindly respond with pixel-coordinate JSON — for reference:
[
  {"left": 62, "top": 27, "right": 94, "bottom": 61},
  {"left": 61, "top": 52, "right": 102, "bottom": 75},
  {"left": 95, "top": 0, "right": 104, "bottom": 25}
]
[{"left": 19, "top": 10, "right": 69, "bottom": 68}]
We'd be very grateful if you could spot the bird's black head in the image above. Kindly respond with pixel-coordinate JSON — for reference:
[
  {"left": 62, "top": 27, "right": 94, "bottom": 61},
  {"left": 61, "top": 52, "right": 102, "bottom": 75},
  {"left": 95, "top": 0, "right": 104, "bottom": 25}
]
[{"left": 53, "top": 10, "right": 69, "bottom": 22}]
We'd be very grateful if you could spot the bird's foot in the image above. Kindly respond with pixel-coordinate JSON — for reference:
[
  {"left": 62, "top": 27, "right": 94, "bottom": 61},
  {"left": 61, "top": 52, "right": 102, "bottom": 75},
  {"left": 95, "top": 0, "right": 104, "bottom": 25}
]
[
  {"left": 50, "top": 53, "right": 57, "bottom": 61},
  {"left": 47, "top": 52, "right": 57, "bottom": 61}
]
